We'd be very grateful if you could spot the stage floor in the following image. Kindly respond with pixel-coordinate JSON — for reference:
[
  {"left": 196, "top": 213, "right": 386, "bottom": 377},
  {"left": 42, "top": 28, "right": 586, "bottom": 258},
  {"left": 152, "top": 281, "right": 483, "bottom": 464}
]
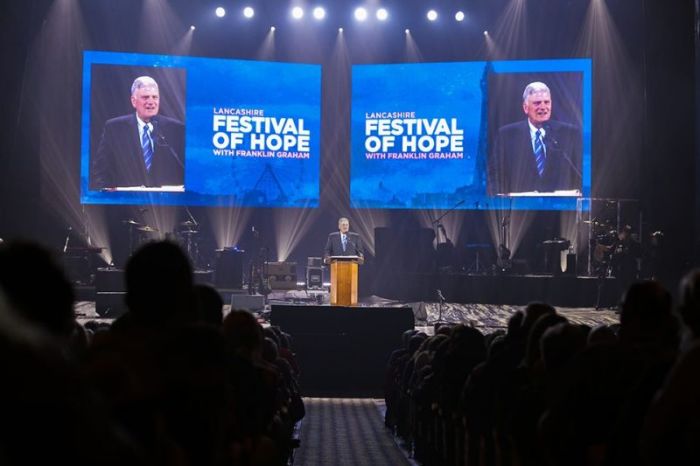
[{"left": 75, "top": 295, "right": 618, "bottom": 334}]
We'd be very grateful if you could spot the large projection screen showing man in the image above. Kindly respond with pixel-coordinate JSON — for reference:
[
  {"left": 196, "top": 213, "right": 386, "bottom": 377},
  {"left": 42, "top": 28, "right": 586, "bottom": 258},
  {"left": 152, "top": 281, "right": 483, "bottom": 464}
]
[
  {"left": 80, "top": 51, "right": 321, "bottom": 207},
  {"left": 351, "top": 59, "right": 591, "bottom": 211}
]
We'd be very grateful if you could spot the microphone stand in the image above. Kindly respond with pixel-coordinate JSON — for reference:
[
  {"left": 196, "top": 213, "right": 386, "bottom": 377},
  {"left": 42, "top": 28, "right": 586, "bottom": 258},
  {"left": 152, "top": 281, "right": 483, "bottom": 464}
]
[
  {"left": 183, "top": 207, "right": 199, "bottom": 268},
  {"left": 63, "top": 226, "right": 72, "bottom": 253},
  {"left": 431, "top": 199, "right": 465, "bottom": 228},
  {"left": 430, "top": 199, "right": 465, "bottom": 254},
  {"left": 153, "top": 120, "right": 184, "bottom": 169},
  {"left": 434, "top": 289, "right": 447, "bottom": 326},
  {"left": 544, "top": 128, "right": 582, "bottom": 180}
]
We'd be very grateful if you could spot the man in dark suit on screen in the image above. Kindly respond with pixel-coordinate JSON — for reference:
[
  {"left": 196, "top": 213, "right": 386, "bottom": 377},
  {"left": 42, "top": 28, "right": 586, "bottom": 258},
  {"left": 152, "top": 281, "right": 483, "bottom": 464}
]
[
  {"left": 488, "top": 81, "right": 582, "bottom": 196},
  {"left": 324, "top": 217, "right": 364, "bottom": 264},
  {"left": 91, "top": 76, "right": 185, "bottom": 190}
]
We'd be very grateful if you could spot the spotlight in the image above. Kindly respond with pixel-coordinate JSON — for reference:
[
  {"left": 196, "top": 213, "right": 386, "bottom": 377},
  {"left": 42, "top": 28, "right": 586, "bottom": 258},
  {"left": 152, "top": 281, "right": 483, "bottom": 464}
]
[
  {"left": 190, "top": 25, "right": 196, "bottom": 31},
  {"left": 427, "top": 10, "right": 438, "bottom": 21},
  {"left": 313, "top": 7, "right": 326, "bottom": 20},
  {"left": 455, "top": 11, "right": 465, "bottom": 22},
  {"left": 376, "top": 8, "right": 388, "bottom": 21},
  {"left": 215, "top": 7, "right": 226, "bottom": 18},
  {"left": 405, "top": 28, "right": 410, "bottom": 34},
  {"left": 291, "top": 6, "right": 304, "bottom": 19},
  {"left": 483, "top": 30, "right": 489, "bottom": 36},
  {"left": 243, "top": 6, "right": 254, "bottom": 18},
  {"left": 271, "top": 26, "right": 276, "bottom": 31},
  {"left": 354, "top": 7, "right": 368, "bottom": 21},
  {"left": 339, "top": 27, "right": 343, "bottom": 32}
]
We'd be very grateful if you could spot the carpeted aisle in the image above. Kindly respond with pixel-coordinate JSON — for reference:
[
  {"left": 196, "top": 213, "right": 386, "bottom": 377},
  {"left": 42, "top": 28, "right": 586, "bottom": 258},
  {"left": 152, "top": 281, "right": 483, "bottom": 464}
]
[{"left": 293, "top": 398, "right": 411, "bottom": 466}]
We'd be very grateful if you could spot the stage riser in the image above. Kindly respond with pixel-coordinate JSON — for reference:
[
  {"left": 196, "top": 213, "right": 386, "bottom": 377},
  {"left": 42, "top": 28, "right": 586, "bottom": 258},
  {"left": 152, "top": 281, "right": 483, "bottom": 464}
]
[
  {"left": 270, "top": 305, "right": 414, "bottom": 397},
  {"left": 381, "top": 274, "right": 621, "bottom": 307}
]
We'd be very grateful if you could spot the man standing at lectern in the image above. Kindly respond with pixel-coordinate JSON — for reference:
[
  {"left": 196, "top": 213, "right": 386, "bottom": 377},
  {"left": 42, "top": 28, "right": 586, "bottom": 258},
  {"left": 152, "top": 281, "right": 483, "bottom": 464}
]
[
  {"left": 91, "top": 76, "right": 185, "bottom": 190},
  {"left": 488, "top": 81, "right": 582, "bottom": 195},
  {"left": 324, "top": 217, "right": 364, "bottom": 264}
]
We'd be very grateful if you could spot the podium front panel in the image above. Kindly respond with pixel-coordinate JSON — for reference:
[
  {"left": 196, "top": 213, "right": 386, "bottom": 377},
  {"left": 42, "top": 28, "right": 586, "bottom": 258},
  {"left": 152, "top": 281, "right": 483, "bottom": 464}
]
[{"left": 330, "top": 260, "right": 358, "bottom": 306}]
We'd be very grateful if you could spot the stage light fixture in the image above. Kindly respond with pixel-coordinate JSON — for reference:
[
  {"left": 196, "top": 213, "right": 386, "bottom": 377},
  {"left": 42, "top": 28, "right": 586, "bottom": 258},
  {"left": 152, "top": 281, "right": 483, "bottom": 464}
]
[
  {"left": 405, "top": 28, "right": 410, "bottom": 34},
  {"left": 376, "top": 8, "right": 388, "bottom": 21},
  {"left": 483, "top": 30, "right": 489, "bottom": 36},
  {"left": 339, "top": 27, "right": 344, "bottom": 32},
  {"left": 427, "top": 10, "right": 438, "bottom": 21},
  {"left": 243, "top": 6, "right": 254, "bottom": 18},
  {"left": 455, "top": 11, "right": 465, "bottom": 22},
  {"left": 313, "top": 7, "right": 326, "bottom": 20},
  {"left": 354, "top": 7, "right": 368, "bottom": 21},
  {"left": 190, "top": 25, "right": 196, "bottom": 30},
  {"left": 271, "top": 26, "right": 276, "bottom": 31},
  {"left": 292, "top": 6, "right": 304, "bottom": 19},
  {"left": 215, "top": 7, "right": 226, "bottom": 18}
]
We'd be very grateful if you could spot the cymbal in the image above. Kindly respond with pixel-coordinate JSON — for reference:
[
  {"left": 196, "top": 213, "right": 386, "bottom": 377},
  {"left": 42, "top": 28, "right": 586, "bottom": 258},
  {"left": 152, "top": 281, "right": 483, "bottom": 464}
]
[
  {"left": 122, "top": 219, "right": 141, "bottom": 226},
  {"left": 181, "top": 220, "right": 197, "bottom": 227},
  {"left": 137, "top": 226, "right": 159, "bottom": 232},
  {"left": 582, "top": 220, "right": 600, "bottom": 225},
  {"left": 181, "top": 229, "right": 198, "bottom": 235}
]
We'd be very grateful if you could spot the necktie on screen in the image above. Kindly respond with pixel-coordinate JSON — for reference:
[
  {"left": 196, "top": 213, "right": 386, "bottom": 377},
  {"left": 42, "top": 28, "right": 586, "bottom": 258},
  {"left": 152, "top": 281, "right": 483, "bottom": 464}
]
[
  {"left": 534, "top": 129, "right": 545, "bottom": 177},
  {"left": 142, "top": 124, "right": 153, "bottom": 172},
  {"left": 342, "top": 234, "right": 347, "bottom": 251}
]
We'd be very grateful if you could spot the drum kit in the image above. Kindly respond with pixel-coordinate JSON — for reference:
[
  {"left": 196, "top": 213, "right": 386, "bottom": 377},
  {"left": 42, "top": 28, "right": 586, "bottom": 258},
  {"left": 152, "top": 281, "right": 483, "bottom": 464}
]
[
  {"left": 121, "top": 216, "right": 203, "bottom": 267},
  {"left": 123, "top": 219, "right": 160, "bottom": 253}
]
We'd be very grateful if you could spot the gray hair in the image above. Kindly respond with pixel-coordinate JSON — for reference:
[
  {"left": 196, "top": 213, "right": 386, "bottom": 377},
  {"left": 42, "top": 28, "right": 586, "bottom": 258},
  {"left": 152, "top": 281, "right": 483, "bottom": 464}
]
[
  {"left": 131, "top": 76, "right": 158, "bottom": 96},
  {"left": 522, "top": 82, "right": 550, "bottom": 102},
  {"left": 338, "top": 217, "right": 350, "bottom": 225}
]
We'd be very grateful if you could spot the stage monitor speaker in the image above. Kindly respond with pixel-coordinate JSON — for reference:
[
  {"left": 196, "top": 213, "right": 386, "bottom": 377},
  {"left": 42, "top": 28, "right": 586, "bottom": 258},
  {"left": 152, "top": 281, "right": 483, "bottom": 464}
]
[
  {"left": 231, "top": 294, "right": 265, "bottom": 312},
  {"left": 270, "top": 304, "right": 414, "bottom": 397},
  {"left": 215, "top": 249, "right": 244, "bottom": 289}
]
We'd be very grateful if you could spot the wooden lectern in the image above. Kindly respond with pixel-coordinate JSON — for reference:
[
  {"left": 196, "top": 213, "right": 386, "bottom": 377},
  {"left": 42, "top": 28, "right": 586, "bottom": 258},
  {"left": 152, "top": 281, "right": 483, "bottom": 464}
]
[{"left": 329, "top": 256, "right": 360, "bottom": 306}]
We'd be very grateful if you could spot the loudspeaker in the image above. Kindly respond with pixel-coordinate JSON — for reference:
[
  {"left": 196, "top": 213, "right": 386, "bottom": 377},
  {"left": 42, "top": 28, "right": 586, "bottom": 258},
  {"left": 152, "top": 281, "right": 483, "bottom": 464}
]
[
  {"left": 565, "top": 253, "right": 577, "bottom": 276},
  {"left": 270, "top": 305, "right": 414, "bottom": 397},
  {"left": 96, "top": 267, "right": 125, "bottom": 292},
  {"left": 215, "top": 249, "right": 244, "bottom": 289},
  {"left": 96, "top": 291, "right": 127, "bottom": 318},
  {"left": 266, "top": 261, "right": 297, "bottom": 290},
  {"left": 306, "top": 267, "right": 323, "bottom": 289}
]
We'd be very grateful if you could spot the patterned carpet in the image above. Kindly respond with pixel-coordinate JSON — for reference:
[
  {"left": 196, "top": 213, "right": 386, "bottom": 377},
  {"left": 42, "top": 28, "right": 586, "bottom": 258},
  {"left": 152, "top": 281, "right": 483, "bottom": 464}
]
[
  {"left": 293, "top": 398, "right": 411, "bottom": 466},
  {"left": 412, "top": 302, "right": 619, "bottom": 333}
]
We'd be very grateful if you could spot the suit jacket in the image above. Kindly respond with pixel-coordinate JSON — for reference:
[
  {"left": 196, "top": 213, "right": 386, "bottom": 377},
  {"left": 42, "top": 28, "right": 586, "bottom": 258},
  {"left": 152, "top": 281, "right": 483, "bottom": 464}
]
[
  {"left": 488, "top": 119, "right": 582, "bottom": 195},
  {"left": 91, "top": 114, "right": 185, "bottom": 189},
  {"left": 324, "top": 231, "right": 364, "bottom": 258}
]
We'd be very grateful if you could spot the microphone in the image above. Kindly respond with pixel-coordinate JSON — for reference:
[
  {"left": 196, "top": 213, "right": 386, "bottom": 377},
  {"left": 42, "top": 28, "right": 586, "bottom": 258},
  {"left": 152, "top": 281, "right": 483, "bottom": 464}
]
[{"left": 543, "top": 123, "right": 559, "bottom": 147}]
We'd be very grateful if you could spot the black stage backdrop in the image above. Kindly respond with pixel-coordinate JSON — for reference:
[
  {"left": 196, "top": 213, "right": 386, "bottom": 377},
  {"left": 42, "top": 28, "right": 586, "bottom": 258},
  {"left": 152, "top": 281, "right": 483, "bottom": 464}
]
[{"left": 0, "top": 0, "right": 696, "bottom": 291}]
